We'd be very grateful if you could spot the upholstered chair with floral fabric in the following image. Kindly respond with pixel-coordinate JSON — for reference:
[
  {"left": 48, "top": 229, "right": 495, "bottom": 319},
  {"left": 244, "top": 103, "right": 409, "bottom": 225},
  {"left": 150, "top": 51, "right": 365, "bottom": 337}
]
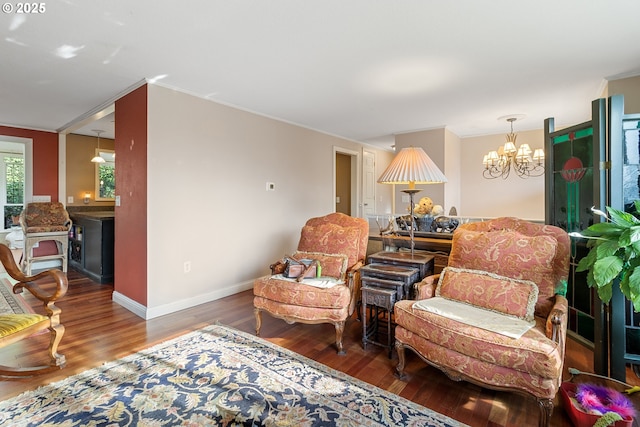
[
  {"left": 20, "top": 202, "right": 71, "bottom": 275},
  {"left": 394, "top": 217, "right": 570, "bottom": 427},
  {"left": 253, "top": 212, "right": 369, "bottom": 354}
]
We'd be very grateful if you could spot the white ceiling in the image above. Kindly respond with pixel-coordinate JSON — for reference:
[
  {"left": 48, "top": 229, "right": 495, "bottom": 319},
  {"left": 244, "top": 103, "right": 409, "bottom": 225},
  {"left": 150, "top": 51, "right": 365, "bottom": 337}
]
[{"left": 2, "top": 1, "right": 640, "bottom": 148}]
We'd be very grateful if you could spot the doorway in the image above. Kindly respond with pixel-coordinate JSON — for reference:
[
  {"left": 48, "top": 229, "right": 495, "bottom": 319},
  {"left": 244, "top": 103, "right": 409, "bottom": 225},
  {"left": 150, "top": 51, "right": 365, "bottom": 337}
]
[
  {"left": 335, "top": 153, "right": 351, "bottom": 215},
  {"left": 333, "top": 147, "right": 360, "bottom": 217}
]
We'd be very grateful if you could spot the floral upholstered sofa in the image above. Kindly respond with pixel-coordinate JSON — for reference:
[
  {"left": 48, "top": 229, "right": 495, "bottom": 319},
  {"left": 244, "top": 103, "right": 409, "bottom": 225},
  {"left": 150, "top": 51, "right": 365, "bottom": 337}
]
[{"left": 394, "top": 217, "right": 570, "bottom": 427}]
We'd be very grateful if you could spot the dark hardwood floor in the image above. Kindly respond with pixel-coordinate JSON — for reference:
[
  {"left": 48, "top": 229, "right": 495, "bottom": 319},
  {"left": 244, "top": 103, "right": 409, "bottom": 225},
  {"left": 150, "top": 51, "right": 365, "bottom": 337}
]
[{"left": 1, "top": 269, "right": 638, "bottom": 426}]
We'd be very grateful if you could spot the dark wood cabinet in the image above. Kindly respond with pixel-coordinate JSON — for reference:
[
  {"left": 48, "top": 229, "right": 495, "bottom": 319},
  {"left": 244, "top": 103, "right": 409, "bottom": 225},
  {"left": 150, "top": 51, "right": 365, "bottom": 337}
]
[{"left": 69, "top": 212, "right": 114, "bottom": 284}]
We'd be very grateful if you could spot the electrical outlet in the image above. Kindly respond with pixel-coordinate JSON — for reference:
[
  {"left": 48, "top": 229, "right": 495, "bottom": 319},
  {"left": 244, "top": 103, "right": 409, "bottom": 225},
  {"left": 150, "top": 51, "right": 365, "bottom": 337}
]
[
  {"left": 402, "top": 195, "right": 411, "bottom": 203},
  {"left": 184, "top": 261, "right": 191, "bottom": 273},
  {"left": 67, "top": 196, "right": 74, "bottom": 204}
]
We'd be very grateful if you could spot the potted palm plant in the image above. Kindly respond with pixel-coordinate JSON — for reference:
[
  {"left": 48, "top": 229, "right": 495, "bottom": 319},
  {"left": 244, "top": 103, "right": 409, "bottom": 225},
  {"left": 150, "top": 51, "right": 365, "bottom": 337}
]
[{"left": 573, "top": 200, "right": 640, "bottom": 312}]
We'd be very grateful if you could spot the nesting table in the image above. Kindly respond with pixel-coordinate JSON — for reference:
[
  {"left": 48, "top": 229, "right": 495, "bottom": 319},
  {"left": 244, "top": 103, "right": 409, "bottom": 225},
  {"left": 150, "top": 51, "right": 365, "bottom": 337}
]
[{"left": 361, "top": 251, "right": 434, "bottom": 357}]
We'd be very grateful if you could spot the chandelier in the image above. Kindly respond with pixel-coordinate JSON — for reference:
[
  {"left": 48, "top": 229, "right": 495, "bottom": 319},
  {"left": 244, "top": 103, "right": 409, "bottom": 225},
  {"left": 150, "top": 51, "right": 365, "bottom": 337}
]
[{"left": 482, "top": 117, "right": 545, "bottom": 179}]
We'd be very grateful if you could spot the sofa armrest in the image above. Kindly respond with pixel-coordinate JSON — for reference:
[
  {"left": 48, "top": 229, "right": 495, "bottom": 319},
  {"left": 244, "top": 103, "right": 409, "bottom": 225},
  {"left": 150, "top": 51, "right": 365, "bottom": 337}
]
[
  {"left": 415, "top": 274, "right": 440, "bottom": 300},
  {"left": 546, "top": 294, "right": 568, "bottom": 344}
]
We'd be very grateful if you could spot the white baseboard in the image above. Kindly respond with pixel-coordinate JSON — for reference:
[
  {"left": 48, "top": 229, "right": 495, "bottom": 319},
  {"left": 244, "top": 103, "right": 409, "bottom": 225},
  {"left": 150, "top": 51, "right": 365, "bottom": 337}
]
[
  {"left": 112, "top": 280, "right": 255, "bottom": 320},
  {"left": 112, "top": 291, "right": 147, "bottom": 319}
]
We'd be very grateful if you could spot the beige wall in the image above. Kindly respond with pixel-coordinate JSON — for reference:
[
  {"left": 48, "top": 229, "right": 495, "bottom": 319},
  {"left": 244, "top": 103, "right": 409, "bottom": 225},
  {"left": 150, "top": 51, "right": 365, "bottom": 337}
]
[
  {"left": 145, "top": 84, "right": 392, "bottom": 313},
  {"left": 460, "top": 129, "right": 546, "bottom": 220},
  {"left": 391, "top": 126, "right": 546, "bottom": 221},
  {"left": 66, "top": 133, "right": 115, "bottom": 207},
  {"left": 607, "top": 75, "right": 640, "bottom": 113},
  {"left": 444, "top": 128, "right": 461, "bottom": 214}
]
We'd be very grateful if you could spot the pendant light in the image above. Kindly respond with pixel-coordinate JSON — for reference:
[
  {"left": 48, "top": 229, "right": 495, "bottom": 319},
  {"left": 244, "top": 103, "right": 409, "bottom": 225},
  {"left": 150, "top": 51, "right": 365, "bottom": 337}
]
[{"left": 91, "top": 129, "right": 106, "bottom": 163}]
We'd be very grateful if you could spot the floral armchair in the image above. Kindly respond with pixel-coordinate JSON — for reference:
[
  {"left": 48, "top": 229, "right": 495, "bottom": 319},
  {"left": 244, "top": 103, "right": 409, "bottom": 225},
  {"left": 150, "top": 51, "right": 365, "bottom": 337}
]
[
  {"left": 394, "top": 217, "right": 570, "bottom": 427},
  {"left": 253, "top": 212, "right": 369, "bottom": 354},
  {"left": 20, "top": 202, "right": 71, "bottom": 275}
]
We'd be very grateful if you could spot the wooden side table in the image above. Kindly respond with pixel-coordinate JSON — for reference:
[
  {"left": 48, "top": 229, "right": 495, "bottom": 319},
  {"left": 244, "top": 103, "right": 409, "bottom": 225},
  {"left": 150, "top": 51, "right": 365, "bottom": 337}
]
[
  {"left": 362, "top": 286, "right": 397, "bottom": 358},
  {"left": 367, "top": 251, "right": 435, "bottom": 281},
  {"left": 360, "top": 263, "right": 420, "bottom": 299}
]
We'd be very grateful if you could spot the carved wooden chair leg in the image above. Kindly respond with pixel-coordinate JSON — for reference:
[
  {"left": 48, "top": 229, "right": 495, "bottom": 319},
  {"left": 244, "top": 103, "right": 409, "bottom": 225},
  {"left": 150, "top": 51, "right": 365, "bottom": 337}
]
[
  {"left": 395, "top": 341, "right": 408, "bottom": 380},
  {"left": 537, "top": 398, "right": 553, "bottom": 427},
  {"left": 47, "top": 324, "right": 66, "bottom": 367},
  {"left": 334, "top": 321, "right": 345, "bottom": 355},
  {"left": 254, "top": 308, "right": 262, "bottom": 336}
]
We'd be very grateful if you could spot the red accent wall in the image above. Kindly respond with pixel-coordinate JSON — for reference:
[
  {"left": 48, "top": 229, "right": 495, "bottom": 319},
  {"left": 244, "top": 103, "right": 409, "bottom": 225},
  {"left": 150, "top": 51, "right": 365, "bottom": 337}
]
[
  {"left": 114, "top": 85, "right": 148, "bottom": 305},
  {"left": 0, "top": 126, "right": 59, "bottom": 201}
]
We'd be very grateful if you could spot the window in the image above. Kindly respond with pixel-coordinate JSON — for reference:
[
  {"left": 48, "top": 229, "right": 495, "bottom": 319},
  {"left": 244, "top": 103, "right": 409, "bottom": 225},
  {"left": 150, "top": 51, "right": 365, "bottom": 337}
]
[
  {"left": 3, "top": 155, "right": 24, "bottom": 228},
  {"left": 95, "top": 149, "right": 115, "bottom": 200},
  {"left": 0, "top": 136, "right": 31, "bottom": 229}
]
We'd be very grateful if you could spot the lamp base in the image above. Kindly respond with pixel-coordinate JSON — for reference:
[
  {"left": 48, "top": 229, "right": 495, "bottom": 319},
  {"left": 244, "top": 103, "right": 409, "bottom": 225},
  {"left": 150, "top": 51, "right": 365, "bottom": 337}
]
[{"left": 401, "top": 189, "right": 421, "bottom": 257}]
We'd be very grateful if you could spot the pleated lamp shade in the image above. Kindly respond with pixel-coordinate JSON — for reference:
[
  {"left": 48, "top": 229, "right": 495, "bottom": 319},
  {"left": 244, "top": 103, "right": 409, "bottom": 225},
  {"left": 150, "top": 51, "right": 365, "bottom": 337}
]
[{"left": 378, "top": 146, "right": 447, "bottom": 188}]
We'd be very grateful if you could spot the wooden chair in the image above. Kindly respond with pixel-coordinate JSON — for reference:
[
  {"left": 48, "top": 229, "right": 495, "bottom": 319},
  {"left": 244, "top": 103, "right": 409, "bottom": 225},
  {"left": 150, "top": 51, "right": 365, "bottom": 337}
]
[
  {"left": 20, "top": 202, "right": 72, "bottom": 275},
  {"left": 0, "top": 243, "right": 68, "bottom": 376}
]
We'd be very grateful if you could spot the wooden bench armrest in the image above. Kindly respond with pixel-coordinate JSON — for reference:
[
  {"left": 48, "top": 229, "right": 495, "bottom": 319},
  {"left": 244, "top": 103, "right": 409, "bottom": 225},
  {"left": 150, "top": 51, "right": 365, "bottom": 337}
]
[{"left": 0, "top": 244, "right": 68, "bottom": 307}]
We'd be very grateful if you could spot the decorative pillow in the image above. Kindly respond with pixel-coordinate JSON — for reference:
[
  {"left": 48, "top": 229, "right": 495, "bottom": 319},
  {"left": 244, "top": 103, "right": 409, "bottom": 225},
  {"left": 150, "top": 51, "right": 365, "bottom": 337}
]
[
  {"left": 436, "top": 266, "right": 539, "bottom": 322},
  {"left": 448, "top": 229, "right": 557, "bottom": 317},
  {"left": 292, "top": 251, "right": 349, "bottom": 281},
  {"left": 297, "top": 223, "right": 362, "bottom": 268}
]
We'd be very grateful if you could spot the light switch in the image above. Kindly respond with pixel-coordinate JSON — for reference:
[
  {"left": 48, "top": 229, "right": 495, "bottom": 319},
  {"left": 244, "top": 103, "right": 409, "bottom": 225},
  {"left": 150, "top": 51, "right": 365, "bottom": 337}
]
[
  {"left": 336, "top": 196, "right": 341, "bottom": 203},
  {"left": 67, "top": 196, "right": 74, "bottom": 204},
  {"left": 115, "top": 195, "right": 121, "bottom": 206}
]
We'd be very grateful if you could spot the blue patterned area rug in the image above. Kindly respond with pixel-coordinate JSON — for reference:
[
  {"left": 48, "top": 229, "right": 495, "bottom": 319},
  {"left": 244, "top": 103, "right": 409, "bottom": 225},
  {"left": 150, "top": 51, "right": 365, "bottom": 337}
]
[{"left": 0, "top": 323, "right": 466, "bottom": 427}]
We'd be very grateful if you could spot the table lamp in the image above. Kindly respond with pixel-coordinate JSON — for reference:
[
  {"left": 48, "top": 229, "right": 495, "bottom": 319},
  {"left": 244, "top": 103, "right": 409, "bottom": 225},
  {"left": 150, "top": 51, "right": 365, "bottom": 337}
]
[{"left": 377, "top": 146, "right": 447, "bottom": 256}]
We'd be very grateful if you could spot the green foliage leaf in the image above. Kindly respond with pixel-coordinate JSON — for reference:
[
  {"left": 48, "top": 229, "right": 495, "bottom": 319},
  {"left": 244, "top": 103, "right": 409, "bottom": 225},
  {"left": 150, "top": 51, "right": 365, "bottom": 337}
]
[
  {"left": 577, "top": 201, "right": 640, "bottom": 311},
  {"left": 620, "top": 274, "right": 631, "bottom": 301},
  {"left": 593, "top": 256, "right": 624, "bottom": 288},
  {"left": 632, "top": 241, "right": 640, "bottom": 258},
  {"left": 607, "top": 206, "right": 640, "bottom": 227},
  {"left": 628, "top": 269, "right": 640, "bottom": 312},
  {"left": 576, "top": 248, "right": 597, "bottom": 272},
  {"left": 596, "top": 281, "right": 613, "bottom": 304},
  {"left": 596, "top": 240, "right": 622, "bottom": 259},
  {"left": 584, "top": 222, "right": 626, "bottom": 236},
  {"left": 620, "top": 226, "right": 640, "bottom": 247},
  {"left": 585, "top": 268, "right": 596, "bottom": 289}
]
